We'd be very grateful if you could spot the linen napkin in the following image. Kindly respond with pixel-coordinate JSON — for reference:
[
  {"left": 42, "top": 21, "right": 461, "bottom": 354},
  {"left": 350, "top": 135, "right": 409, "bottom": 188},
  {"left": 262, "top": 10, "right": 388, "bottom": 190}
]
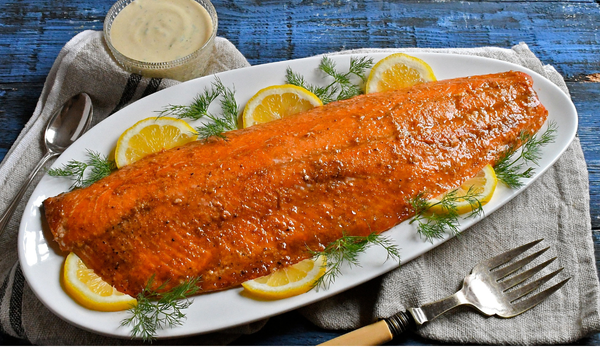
[{"left": 1, "top": 30, "right": 598, "bottom": 345}]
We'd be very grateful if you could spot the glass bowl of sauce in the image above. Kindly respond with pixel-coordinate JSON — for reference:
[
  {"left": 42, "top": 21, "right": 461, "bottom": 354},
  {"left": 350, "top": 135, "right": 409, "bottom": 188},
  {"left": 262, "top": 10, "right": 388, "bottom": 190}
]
[{"left": 104, "top": 0, "right": 217, "bottom": 81}]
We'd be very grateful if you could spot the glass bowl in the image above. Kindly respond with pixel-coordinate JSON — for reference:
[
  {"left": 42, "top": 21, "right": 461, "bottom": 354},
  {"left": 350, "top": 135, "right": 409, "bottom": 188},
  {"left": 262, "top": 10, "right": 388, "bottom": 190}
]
[{"left": 103, "top": 0, "right": 218, "bottom": 81}]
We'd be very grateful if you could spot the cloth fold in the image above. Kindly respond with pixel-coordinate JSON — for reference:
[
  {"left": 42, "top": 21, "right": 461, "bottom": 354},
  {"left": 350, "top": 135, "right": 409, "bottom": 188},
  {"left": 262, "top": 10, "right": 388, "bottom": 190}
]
[{"left": 1, "top": 30, "right": 598, "bottom": 345}]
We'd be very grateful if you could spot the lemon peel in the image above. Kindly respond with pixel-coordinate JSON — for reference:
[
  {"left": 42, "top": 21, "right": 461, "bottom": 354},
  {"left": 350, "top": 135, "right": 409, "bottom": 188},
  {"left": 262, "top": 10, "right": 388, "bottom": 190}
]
[
  {"left": 114, "top": 117, "right": 197, "bottom": 168},
  {"left": 63, "top": 252, "right": 137, "bottom": 312},
  {"left": 242, "top": 255, "right": 327, "bottom": 300},
  {"left": 365, "top": 53, "right": 436, "bottom": 94},
  {"left": 428, "top": 164, "right": 498, "bottom": 215},
  {"left": 242, "top": 84, "right": 322, "bottom": 128}
]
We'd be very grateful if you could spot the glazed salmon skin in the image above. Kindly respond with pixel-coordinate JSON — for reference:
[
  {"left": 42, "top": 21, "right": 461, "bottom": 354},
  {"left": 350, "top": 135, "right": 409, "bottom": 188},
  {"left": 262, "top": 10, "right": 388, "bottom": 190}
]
[{"left": 43, "top": 71, "right": 548, "bottom": 297}]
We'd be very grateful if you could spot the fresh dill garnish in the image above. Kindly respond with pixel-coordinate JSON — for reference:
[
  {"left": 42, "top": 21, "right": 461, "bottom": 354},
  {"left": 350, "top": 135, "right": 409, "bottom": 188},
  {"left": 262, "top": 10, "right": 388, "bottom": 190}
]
[
  {"left": 409, "top": 187, "right": 484, "bottom": 243},
  {"left": 308, "top": 232, "right": 401, "bottom": 290},
  {"left": 48, "top": 149, "right": 115, "bottom": 189},
  {"left": 493, "top": 122, "right": 558, "bottom": 188},
  {"left": 286, "top": 55, "right": 374, "bottom": 104},
  {"left": 121, "top": 276, "right": 202, "bottom": 343},
  {"left": 157, "top": 77, "right": 239, "bottom": 140}
]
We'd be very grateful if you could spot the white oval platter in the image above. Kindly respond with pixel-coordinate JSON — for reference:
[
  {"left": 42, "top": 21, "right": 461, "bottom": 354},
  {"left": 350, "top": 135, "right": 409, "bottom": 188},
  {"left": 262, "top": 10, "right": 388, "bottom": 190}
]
[{"left": 18, "top": 52, "right": 577, "bottom": 339}]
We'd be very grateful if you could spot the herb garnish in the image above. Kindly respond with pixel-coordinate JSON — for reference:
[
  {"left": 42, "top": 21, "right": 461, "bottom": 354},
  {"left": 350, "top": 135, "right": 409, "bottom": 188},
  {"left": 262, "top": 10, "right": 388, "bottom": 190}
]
[
  {"left": 158, "top": 78, "right": 239, "bottom": 140},
  {"left": 309, "top": 232, "right": 401, "bottom": 290},
  {"left": 409, "top": 188, "right": 484, "bottom": 244},
  {"left": 286, "top": 55, "right": 374, "bottom": 104},
  {"left": 48, "top": 149, "right": 116, "bottom": 189},
  {"left": 493, "top": 122, "right": 558, "bottom": 188},
  {"left": 121, "top": 276, "right": 202, "bottom": 343}
]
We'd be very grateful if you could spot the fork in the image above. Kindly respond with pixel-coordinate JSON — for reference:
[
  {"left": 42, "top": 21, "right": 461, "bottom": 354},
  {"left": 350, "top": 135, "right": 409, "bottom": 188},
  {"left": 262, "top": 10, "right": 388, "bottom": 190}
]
[{"left": 319, "top": 239, "right": 570, "bottom": 346}]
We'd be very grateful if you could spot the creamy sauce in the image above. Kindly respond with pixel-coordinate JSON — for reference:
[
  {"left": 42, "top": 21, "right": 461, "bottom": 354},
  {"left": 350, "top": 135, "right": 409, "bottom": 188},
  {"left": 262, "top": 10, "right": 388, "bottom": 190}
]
[{"left": 110, "top": 0, "right": 213, "bottom": 63}]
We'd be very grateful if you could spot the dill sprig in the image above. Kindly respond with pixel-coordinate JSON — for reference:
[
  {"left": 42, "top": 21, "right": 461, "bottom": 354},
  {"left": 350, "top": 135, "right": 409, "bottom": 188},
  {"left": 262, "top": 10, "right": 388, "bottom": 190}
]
[
  {"left": 121, "top": 276, "right": 202, "bottom": 343},
  {"left": 493, "top": 122, "right": 558, "bottom": 188},
  {"left": 48, "top": 149, "right": 115, "bottom": 189},
  {"left": 157, "top": 78, "right": 239, "bottom": 140},
  {"left": 409, "top": 187, "right": 484, "bottom": 243},
  {"left": 286, "top": 55, "right": 374, "bottom": 104},
  {"left": 309, "top": 232, "right": 401, "bottom": 290}
]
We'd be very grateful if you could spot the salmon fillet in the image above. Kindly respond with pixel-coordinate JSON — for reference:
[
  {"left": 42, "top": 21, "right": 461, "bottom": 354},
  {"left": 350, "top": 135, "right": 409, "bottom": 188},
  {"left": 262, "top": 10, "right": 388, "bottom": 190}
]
[{"left": 43, "top": 71, "right": 548, "bottom": 297}]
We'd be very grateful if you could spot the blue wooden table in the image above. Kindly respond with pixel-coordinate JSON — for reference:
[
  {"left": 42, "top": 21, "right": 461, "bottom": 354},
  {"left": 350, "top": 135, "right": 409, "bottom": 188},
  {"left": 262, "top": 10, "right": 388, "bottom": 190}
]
[{"left": 1, "top": 0, "right": 599, "bottom": 346}]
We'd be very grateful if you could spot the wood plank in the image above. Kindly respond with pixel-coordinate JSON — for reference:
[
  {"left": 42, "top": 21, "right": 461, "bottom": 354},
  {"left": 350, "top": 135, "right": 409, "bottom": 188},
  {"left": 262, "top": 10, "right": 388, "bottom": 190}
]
[
  {"left": 0, "top": 1, "right": 600, "bottom": 82},
  {"left": 0, "top": 0, "right": 108, "bottom": 82},
  {"left": 567, "top": 82, "right": 600, "bottom": 229},
  {"left": 215, "top": 0, "right": 600, "bottom": 77},
  {"left": 0, "top": 83, "right": 42, "bottom": 161}
]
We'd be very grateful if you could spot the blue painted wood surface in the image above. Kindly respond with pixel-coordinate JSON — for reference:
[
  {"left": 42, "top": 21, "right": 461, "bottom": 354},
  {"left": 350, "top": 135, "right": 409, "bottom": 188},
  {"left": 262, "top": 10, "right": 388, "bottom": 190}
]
[{"left": 1, "top": 0, "right": 599, "bottom": 345}]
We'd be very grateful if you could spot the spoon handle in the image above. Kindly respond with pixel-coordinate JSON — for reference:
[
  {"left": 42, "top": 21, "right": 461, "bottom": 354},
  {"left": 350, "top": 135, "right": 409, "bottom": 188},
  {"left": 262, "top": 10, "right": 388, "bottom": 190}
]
[{"left": 0, "top": 152, "right": 57, "bottom": 235}]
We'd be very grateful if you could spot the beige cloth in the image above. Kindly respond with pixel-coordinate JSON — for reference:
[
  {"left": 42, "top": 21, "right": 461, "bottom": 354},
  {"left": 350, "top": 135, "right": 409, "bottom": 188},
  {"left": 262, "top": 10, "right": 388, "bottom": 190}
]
[{"left": 1, "top": 30, "right": 598, "bottom": 345}]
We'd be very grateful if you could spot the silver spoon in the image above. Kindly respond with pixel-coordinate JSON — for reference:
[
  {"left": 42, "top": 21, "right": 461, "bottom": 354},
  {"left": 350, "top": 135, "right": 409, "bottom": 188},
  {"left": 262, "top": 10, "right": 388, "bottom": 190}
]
[{"left": 0, "top": 93, "right": 94, "bottom": 235}]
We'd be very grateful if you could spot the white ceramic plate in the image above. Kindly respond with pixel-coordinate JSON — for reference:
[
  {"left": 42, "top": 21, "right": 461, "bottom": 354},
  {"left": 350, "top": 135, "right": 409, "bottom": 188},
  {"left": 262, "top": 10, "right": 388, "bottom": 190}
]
[{"left": 18, "top": 53, "right": 577, "bottom": 339}]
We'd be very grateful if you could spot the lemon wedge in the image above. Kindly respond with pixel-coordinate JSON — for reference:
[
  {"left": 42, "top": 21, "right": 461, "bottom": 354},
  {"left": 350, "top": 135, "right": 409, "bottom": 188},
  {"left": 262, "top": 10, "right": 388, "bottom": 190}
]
[
  {"left": 114, "top": 117, "right": 197, "bottom": 168},
  {"left": 242, "top": 84, "right": 323, "bottom": 128},
  {"left": 62, "top": 252, "right": 137, "bottom": 312},
  {"left": 365, "top": 53, "right": 437, "bottom": 94},
  {"left": 427, "top": 164, "right": 498, "bottom": 215},
  {"left": 242, "top": 255, "right": 327, "bottom": 300}
]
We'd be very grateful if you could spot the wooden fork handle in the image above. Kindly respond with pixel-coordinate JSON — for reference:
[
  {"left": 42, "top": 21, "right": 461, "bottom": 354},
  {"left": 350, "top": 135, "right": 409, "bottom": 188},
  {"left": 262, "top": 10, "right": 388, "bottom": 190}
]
[
  {"left": 318, "top": 320, "right": 393, "bottom": 346},
  {"left": 318, "top": 311, "right": 416, "bottom": 346}
]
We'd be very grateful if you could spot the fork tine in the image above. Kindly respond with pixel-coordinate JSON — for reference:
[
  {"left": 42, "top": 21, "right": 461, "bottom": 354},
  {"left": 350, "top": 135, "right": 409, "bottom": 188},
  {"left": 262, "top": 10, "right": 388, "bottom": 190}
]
[
  {"left": 491, "top": 247, "right": 550, "bottom": 280},
  {"left": 506, "top": 267, "right": 564, "bottom": 302},
  {"left": 499, "top": 257, "right": 557, "bottom": 291},
  {"left": 508, "top": 278, "right": 571, "bottom": 316},
  {"left": 482, "top": 239, "right": 544, "bottom": 270}
]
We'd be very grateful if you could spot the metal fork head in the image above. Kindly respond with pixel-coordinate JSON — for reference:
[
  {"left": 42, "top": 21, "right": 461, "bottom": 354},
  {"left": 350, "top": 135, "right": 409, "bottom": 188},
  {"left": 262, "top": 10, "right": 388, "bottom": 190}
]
[{"left": 463, "top": 239, "right": 570, "bottom": 318}]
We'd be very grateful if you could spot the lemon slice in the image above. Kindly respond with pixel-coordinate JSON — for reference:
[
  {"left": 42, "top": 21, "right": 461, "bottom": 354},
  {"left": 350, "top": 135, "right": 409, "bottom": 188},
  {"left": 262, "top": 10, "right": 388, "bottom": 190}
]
[
  {"left": 242, "top": 255, "right": 327, "bottom": 300},
  {"left": 114, "top": 117, "right": 197, "bottom": 168},
  {"left": 365, "top": 53, "right": 437, "bottom": 94},
  {"left": 242, "top": 84, "right": 323, "bottom": 128},
  {"left": 62, "top": 252, "right": 137, "bottom": 312},
  {"left": 427, "top": 164, "right": 498, "bottom": 215}
]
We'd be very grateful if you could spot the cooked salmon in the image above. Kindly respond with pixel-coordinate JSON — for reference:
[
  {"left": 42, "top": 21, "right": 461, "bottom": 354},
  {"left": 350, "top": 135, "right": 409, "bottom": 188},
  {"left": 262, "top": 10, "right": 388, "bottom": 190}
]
[{"left": 43, "top": 71, "right": 548, "bottom": 297}]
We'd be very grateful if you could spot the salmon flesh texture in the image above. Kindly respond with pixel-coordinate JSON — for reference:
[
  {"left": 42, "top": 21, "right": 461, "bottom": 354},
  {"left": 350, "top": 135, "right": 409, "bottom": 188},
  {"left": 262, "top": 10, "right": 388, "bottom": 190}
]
[{"left": 43, "top": 71, "right": 548, "bottom": 297}]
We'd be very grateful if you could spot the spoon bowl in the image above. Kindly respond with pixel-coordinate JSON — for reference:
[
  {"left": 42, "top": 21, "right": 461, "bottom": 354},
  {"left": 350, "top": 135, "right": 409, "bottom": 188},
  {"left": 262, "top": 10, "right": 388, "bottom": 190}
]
[
  {"left": 45, "top": 93, "right": 94, "bottom": 153},
  {"left": 0, "top": 93, "right": 94, "bottom": 234}
]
